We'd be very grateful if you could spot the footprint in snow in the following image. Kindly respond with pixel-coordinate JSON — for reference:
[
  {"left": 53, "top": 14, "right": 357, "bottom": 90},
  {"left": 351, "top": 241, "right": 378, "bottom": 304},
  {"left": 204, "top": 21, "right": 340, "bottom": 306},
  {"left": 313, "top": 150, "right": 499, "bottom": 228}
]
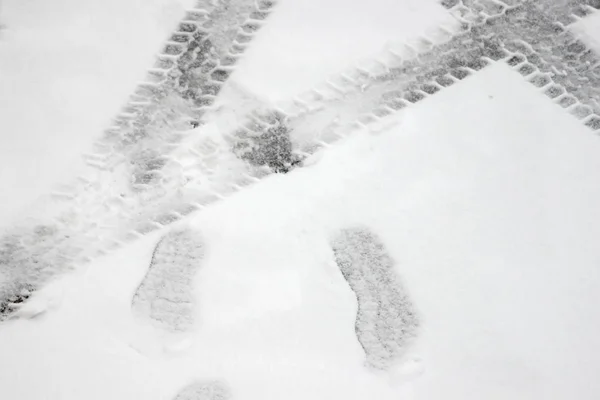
[
  {"left": 131, "top": 227, "right": 204, "bottom": 343},
  {"left": 330, "top": 226, "right": 420, "bottom": 372}
]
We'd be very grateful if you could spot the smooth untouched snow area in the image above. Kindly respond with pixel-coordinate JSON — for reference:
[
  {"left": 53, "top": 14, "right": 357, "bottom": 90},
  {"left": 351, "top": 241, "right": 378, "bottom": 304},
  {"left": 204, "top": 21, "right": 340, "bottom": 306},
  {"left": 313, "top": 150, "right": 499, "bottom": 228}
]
[
  {"left": 2, "top": 0, "right": 600, "bottom": 399},
  {"left": 2, "top": 63, "right": 600, "bottom": 399}
]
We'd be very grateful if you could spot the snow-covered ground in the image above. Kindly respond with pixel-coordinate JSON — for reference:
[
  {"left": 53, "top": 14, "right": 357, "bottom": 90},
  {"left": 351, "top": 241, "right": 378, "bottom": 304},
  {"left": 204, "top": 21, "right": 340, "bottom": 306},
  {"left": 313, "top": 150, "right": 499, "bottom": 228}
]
[
  {"left": 2, "top": 0, "right": 600, "bottom": 399},
  {"left": 0, "top": 0, "right": 194, "bottom": 225}
]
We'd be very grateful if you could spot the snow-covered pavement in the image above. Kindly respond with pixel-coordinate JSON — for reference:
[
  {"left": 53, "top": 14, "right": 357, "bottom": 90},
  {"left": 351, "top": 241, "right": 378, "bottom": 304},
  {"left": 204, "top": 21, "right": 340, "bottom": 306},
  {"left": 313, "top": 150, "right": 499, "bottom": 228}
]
[{"left": 2, "top": 0, "right": 600, "bottom": 399}]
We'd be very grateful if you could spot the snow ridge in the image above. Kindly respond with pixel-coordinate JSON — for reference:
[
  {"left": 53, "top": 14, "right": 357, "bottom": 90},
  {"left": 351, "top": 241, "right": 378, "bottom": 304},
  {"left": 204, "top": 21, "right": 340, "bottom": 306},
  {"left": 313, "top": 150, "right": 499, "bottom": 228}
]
[{"left": 331, "top": 227, "right": 419, "bottom": 371}]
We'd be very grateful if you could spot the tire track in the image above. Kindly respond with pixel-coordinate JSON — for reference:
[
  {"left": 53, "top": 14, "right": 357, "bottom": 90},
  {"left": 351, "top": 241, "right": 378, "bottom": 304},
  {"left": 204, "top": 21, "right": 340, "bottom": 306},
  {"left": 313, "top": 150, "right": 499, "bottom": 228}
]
[
  {"left": 3, "top": 0, "right": 600, "bottom": 321},
  {"left": 0, "top": 0, "right": 278, "bottom": 322},
  {"left": 0, "top": 6, "right": 524, "bottom": 321},
  {"left": 92, "top": 0, "right": 275, "bottom": 174},
  {"left": 441, "top": 0, "right": 600, "bottom": 123}
]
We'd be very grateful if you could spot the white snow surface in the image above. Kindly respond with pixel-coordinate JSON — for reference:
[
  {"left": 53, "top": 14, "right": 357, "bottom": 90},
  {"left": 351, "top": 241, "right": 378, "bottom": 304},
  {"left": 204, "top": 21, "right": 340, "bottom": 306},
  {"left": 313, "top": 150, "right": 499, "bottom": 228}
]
[
  {"left": 2, "top": 1, "right": 600, "bottom": 399},
  {"left": 0, "top": 0, "right": 194, "bottom": 226}
]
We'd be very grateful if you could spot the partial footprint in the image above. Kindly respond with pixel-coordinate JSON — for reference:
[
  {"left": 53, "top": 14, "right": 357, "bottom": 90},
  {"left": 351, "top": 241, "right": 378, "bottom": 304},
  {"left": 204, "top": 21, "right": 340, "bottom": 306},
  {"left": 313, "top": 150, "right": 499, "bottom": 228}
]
[
  {"left": 331, "top": 227, "right": 419, "bottom": 371},
  {"left": 173, "top": 380, "right": 231, "bottom": 400},
  {"left": 132, "top": 228, "right": 204, "bottom": 335}
]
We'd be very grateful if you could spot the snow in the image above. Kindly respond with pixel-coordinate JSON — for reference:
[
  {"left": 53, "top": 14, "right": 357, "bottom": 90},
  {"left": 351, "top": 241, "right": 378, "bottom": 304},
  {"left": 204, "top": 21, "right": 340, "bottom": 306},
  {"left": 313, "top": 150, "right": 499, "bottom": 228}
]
[
  {"left": 573, "top": 11, "right": 600, "bottom": 54},
  {"left": 0, "top": 0, "right": 194, "bottom": 226},
  {"left": 2, "top": 0, "right": 600, "bottom": 399}
]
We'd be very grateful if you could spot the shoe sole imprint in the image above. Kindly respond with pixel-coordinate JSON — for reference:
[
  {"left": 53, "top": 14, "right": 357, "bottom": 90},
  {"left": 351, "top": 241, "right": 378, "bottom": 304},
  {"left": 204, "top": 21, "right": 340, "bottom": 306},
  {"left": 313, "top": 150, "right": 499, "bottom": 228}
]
[
  {"left": 331, "top": 227, "right": 419, "bottom": 371},
  {"left": 132, "top": 228, "right": 204, "bottom": 332}
]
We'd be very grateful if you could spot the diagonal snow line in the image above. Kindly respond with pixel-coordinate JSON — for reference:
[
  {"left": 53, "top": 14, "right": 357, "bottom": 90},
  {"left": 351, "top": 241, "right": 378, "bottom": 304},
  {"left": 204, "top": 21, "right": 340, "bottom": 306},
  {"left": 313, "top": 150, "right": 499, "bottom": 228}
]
[
  {"left": 69, "top": 68, "right": 441, "bottom": 261},
  {"left": 70, "top": 0, "right": 278, "bottom": 181}
]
